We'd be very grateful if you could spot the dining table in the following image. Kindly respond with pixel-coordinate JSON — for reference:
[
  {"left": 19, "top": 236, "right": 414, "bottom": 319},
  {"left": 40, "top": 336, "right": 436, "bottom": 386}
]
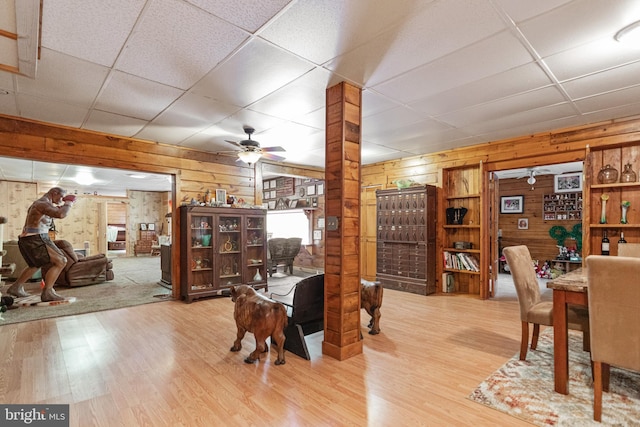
[{"left": 546, "top": 267, "right": 588, "bottom": 395}]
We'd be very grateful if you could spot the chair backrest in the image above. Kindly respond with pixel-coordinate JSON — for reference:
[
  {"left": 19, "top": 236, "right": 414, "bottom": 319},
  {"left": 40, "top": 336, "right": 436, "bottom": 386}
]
[
  {"left": 586, "top": 255, "right": 640, "bottom": 372},
  {"left": 284, "top": 237, "right": 302, "bottom": 258},
  {"left": 503, "top": 245, "right": 541, "bottom": 321},
  {"left": 290, "top": 274, "right": 324, "bottom": 324},
  {"left": 618, "top": 243, "right": 640, "bottom": 258},
  {"left": 54, "top": 240, "right": 79, "bottom": 263},
  {"left": 268, "top": 238, "right": 287, "bottom": 259}
]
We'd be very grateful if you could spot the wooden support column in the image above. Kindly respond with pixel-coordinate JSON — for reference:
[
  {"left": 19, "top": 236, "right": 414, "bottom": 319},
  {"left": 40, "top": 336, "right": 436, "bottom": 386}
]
[{"left": 322, "top": 82, "right": 363, "bottom": 360}]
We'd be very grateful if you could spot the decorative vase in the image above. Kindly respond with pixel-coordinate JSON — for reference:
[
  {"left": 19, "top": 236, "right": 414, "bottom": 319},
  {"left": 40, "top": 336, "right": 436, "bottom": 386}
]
[
  {"left": 621, "top": 163, "right": 637, "bottom": 183},
  {"left": 253, "top": 268, "right": 262, "bottom": 282},
  {"left": 597, "top": 164, "right": 619, "bottom": 184},
  {"left": 201, "top": 234, "right": 211, "bottom": 246},
  {"left": 621, "top": 200, "right": 631, "bottom": 224},
  {"left": 600, "top": 194, "right": 609, "bottom": 224}
]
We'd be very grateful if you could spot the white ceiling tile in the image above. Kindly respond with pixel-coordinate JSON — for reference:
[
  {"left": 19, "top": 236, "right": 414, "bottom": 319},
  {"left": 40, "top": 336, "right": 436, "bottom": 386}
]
[
  {"left": 362, "top": 106, "right": 428, "bottom": 140},
  {"left": 187, "top": 0, "right": 292, "bottom": 33},
  {"left": 517, "top": 0, "right": 640, "bottom": 57},
  {"left": 116, "top": 0, "right": 249, "bottom": 89},
  {"left": 372, "top": 31, "right": 533, "bottom": 104},
  {"left": 562, "top": 61, "right": 640, "bottom": 100},
  {"left": 191, "top": 38, "right": 314, "bottom": 108},
  {"left": 41, "top": 0, "right": 146, "bottom": 67},
  {"left": 293, "top": 107, "right": 325, "bottom": 130},
  {"left": 494, "top": 0, "right": 573, "bottom": 23},
  {"left": 326, "top": 0, "right": 506, "bottom": 86},
  {"left": 248, "top": 68, "right": 332, "bottom": 121},
  {"left": 16, "top": 48, "right": 109, "bottom": 108},
  {"left": 362, "top": 90, "right": 402, "bottom": 117},
  {"left": 365, "top": 117, "right": 453, "bottom": 145},
  {"left": 136, "top": 93, "right": 240, "bottom": 143},
  {"left": 574, "top": 85, "right": 640, "bottom": 114},
  {"left": 94, "top": 71, "right": 184, "bottom": 121},
  {"left": 17, "top": 94, "right": 89, "bottom": 127},
  {"left": 411, "top": 63, "right": 553, "bottom": 116},
  {"left": 260, "top": 0, "right": 427, "bottom": 65},
  {"left": 463, "top": 103, "right": 577, "bottom": 136},
  {"left": 83, "top": 110, "right": 148, "bottom": 137},
  {"left": 543, "top": 38, "right": 640, "bottom": 82},
  {"left": 436, "top": 86, "right": 567, "bottom": 128}
]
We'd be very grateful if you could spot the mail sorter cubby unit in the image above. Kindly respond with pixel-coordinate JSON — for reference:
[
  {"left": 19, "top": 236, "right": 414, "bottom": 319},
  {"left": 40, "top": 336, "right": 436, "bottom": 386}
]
[
  {"left": 375, "top": 185, "right": 437, "bottom": 295},
  {"left": 179, "top": 206, "right": 267, "bottom": 303}
]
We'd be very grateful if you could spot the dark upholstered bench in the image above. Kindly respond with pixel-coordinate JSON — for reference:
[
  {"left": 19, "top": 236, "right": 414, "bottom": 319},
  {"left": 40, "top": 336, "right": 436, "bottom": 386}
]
[{"left": 270, "top": 274, "right": 324, "bottom": 360}]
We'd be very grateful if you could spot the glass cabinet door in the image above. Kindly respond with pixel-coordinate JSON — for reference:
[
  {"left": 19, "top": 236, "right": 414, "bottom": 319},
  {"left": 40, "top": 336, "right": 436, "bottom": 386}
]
[
  {"left": 245, "top": 215, "right": 266, "bottom": 284},
  {"left": 188, "top": 214, "right": 214, "bottom": 291},
  {"left": 217, "top": 215, "right": 242, "bottom": 288}
]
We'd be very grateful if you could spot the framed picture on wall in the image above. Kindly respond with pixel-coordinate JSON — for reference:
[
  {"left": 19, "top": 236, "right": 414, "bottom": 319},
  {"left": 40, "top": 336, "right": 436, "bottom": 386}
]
[
  {"left": 140, "top": 223, "right": 147, "bottom": 230},
  {"left": 148, "top": 223, "right": 155, "bottom": 231},
  {"left": 500, "top": 195, "right": 524, "bottom": 214},
  {"left": 554, "top": 172, "right": 583, "bottom": 193},
  {"left": 216, "top": 189, "right": 227, "bottom": 204},
  {"left": 517, "top": 218, "right": 529, "bottom": 230}
]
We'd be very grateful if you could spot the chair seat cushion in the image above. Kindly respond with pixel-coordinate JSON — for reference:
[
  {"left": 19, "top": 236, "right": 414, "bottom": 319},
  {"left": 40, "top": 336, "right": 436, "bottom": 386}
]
[{"left": 526, "top": 301, "right": 553, "bottom": 325}]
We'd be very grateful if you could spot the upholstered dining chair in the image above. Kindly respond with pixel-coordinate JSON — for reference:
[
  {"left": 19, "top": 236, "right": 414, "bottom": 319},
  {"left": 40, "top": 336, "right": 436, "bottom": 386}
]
[
  {"left": 503, "top": 245, "right": 590, "bottom": 360},
  {"left": 617, "top": 242, "right": 640, "bottom": 257},
  {"left": 586, "top": 255, "right": 640, "bottom": 422}
]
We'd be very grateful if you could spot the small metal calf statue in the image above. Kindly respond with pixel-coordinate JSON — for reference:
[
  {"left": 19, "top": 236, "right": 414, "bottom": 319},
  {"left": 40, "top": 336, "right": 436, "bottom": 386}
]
[
  {"left": 229, "top": 285, "right": 288, "bottom": 365},
  {"left": 361, "top": 279, "right": 383, "bottom": 335}
]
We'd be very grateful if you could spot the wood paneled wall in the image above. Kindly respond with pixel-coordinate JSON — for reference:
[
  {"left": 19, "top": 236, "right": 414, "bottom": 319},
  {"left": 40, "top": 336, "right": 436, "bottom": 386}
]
[
  {"left": 498, "top": 175, "right": 580, "bottom": 262},
  {"left": 0, "top": 114, "right": 256, "bottom": 298}
]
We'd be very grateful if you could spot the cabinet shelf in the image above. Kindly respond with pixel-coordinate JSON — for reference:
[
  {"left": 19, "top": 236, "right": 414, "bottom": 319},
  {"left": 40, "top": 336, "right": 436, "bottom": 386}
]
[
  {"left": 443, "top": 247, "right": 480, "bottom": 253},
  {"left": 589, "top": 223, "right": 640, "bottom": 228},
  {"left": 446, "top": 194, "right": 480, "bottom": 200},
  {"left": 444, "top": 268, "right": 481, "bottom": 275},
  {"left": 591, "top": 182, "right": 640, "bottom": 189}
]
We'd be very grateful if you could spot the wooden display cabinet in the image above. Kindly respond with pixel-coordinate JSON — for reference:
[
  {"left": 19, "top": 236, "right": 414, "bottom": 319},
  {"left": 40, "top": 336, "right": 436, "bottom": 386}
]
[
  {"left": 375, "top": 185, "right": 437, "bottom": 295},
  {"left": 442, "top": 165, "right": 483, "bottom": 295},
  {"left": 584, "top": 144, "right": 640, "bottom": 258},
  {"left": 180, "top": 206, "right": 267, "bottom": 303}
]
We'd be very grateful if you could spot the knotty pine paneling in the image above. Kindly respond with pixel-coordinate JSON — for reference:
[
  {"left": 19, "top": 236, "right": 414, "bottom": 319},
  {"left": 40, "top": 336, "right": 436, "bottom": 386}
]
[{"left": 498, "top": 175, "right": 581, "bottom": 263}]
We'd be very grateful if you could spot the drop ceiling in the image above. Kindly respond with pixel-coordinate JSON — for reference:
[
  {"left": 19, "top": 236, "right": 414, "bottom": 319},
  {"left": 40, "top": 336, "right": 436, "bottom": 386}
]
[{"left": 1, "top": 0, "right": 640, "bottom": 193}]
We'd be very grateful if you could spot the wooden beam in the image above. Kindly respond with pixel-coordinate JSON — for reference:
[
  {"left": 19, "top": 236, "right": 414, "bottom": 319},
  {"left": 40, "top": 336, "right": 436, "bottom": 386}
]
[{"left": 322, "top": 82, "right": 363, "bottom": 360}]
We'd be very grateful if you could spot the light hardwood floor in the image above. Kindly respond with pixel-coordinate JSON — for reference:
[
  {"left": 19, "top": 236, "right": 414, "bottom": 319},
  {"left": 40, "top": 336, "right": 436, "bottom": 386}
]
[{"left": 0, "top": 287, "right": 534, "bottom": 426}]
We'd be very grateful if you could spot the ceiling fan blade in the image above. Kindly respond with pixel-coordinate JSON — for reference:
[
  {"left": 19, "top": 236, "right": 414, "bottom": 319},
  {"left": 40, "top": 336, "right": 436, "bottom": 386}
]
[
  {"left": 261, "top": 146, "right": 286, "bottom": 153},
  {"left": 225, "top": 140, "right": 243, "bottom": 148},
  {"left": 262, "top": 152, "right": 286, "bottom": 162}
]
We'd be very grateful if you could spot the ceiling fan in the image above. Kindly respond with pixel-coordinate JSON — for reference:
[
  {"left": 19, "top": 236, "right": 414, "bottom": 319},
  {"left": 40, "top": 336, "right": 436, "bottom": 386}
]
[
  {"left": 517, "top": 167, "right": 552, "bottom": 189},
  {"left": 223, "top": 126, "right": 286, "bottom": 164}
]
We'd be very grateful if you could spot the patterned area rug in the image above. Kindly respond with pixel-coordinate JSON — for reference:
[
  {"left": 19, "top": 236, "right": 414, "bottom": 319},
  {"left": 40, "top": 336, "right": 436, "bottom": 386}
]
[{"left": 469, "top": 329, "right": 640, "bottom": 426}]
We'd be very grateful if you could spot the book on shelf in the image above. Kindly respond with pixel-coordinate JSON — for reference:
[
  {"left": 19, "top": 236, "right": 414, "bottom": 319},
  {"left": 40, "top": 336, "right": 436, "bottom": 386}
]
[{"left": 443, "top": 251, "right": 479, "bottom": 272}]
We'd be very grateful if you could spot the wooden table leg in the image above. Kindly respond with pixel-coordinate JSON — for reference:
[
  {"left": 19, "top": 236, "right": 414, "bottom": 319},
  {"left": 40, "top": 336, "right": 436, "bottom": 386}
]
[{"left": 552, "top": 289, "right": 569, "bottom": 394}]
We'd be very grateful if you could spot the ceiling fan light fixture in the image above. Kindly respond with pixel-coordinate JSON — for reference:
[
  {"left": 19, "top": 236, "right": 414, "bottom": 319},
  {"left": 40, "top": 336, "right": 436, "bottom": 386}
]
[
  {"left": 615, "top": 20, "right": 640, "bottom": 45},
  {"left": 237, "top": 151, "right": 262, "bottom": 164},
  {"left": 527, "top": 176, "right": 536, "bottom": 185}
]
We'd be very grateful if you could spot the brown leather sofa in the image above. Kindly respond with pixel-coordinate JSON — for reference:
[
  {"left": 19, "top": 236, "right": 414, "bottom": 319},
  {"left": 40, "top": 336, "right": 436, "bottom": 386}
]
[{"left": 42, "top": 240, "right": 114, "bottom": 287}]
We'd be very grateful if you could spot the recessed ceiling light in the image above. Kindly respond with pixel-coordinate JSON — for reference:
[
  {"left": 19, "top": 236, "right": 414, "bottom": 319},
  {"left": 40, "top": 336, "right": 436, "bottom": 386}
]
[
  {"left": 614, "top": 20, "right": 640, "bottom": 45},
  {"left": 127, "top": 173, "right": 147, "bottom": 179}
]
